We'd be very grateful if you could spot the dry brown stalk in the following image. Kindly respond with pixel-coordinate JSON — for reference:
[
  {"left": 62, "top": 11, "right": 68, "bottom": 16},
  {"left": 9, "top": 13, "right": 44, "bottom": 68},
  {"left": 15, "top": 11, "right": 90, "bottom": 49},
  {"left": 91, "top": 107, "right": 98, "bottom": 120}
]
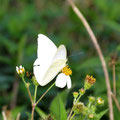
[
  {"left": 112, "top": 63, "right": 116, "bottom": 96},
  {"left": 111, "top": 92, "right": 120, "bottom": 112},
  {"left": 67, "top": 0, "right": 114, "bottom": 120}
]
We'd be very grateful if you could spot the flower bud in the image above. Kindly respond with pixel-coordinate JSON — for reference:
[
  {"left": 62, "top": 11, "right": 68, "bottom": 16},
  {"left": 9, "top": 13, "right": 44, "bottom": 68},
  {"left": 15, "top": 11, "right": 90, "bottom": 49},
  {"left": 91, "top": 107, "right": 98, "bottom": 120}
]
[
  {"left": 89, "top": 96, "right": 95, "bottom": 102},
  {"left": 84, "top": 75, "right": 96, "bottom": 90},
  {"left": 31, "top": 76, "right": 39, "bottom": 86},
  {"left": 25, "top": 83, "right": 30, "bottom": 88},
  {"left": 79, "top": 88, "right": 85, "bottom": 95},
  {"left": 88, "top": 114, "right": 94, "bottom": 119},
  {"left": 73, "top": 92, "right": 79, "bottom": 98}
]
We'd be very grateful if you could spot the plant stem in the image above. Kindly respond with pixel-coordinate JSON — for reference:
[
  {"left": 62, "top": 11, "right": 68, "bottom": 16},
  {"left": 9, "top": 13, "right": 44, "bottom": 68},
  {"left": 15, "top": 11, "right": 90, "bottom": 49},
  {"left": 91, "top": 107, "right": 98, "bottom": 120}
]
[
  {"left": 111, "top": 92, "right": 120, "bottom": 112},
  {"left": 70, "top": 113, "right": 75, "bottom": 120},
  {"left": 67, "top": 94, "right": 82, "bottom": 120},
  {"left": 112, "top": 63, "right": 116, "bottom": 96},
  {"left": 22, "top": 77, "right": 33, "bottom": 104},
  {"left": 31, "top": 85, "right": 38, "bottom": 120},
  {"left": 67, "top": 106, "right": 74, "bottom": 120},
  {"left": 27, "top": 87, "right": 33, "bottom": 104},
  {"left": 34, "top": 85, "right": 38, "bottom": 103},
  {"left": 31, "top": 104, "right": 35, "bottom": 120},
  {"left": 22, "top": 76, "right": 27, "bottom": 85},
  {"left": 67, "top": 0, "right": 114, "bottom": 120},
  {"left": 75, "top": 94, "right": 82, "bottom": 103},
  {"left": 68, "top": 92, "right": 84, "bottom": 120},
  {"left": 36, "top": 83, "right": 55, "bottom": 105}
]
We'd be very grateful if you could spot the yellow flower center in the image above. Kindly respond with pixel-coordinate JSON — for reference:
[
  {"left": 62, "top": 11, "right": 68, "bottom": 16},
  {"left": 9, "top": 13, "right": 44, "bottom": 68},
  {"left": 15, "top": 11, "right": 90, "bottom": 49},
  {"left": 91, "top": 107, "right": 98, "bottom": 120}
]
[
  {"left": 62, "top": 65, "right": 72, "bottom": 76},
  {"left": 18, "top": 68, "right": 25, "bottom": 74}
]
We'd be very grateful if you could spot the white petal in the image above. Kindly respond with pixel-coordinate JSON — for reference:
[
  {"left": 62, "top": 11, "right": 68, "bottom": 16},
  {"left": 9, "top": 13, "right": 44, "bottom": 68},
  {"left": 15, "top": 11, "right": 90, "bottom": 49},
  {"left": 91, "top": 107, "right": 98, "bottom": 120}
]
[
  {"left": 20, "top": 70, "right": 22, "bottom": 73},
  {"left": 55, "top": 73, "right": 67, "bottom": 88},
  {"left": 16, "top": 66, "right": 18, "bottom": 71},
  {"left": 20, "top": 65, "right": 22, "bottom": 69},
  {"left": 66, "top": 76, "right": 72, "bottom": 89}
]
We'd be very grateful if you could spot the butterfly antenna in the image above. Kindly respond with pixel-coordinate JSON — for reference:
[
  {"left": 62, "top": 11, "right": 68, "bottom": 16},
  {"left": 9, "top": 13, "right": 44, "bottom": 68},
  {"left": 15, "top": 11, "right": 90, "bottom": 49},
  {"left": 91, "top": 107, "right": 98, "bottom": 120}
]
[{"left": 68, "top": 51, "right": 83, "bottom": 58}]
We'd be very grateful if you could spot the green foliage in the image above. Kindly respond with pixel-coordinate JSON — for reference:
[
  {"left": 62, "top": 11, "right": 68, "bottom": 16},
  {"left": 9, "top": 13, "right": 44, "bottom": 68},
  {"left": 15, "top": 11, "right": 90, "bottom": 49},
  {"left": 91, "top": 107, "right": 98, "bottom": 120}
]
[
  {"left": 50, "top": 91, "right": 68, "bottom": 120},
  {"left": 96, "top": 109, "right": 108, "bottom": 120},
  {"left": 35, "top": 106, "right": 47, "bottom": 119},
  {"left": 26, "top": 112, "right": 31, "bottom": 120}
]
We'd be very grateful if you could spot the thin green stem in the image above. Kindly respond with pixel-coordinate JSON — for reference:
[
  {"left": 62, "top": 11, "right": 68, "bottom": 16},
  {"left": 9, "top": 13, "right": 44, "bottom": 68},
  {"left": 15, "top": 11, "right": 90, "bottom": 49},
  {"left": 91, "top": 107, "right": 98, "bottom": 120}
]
[
  {"left": 67, "top": 106, "right": 74, "bottom": 120},
  {"left": 88, "top": 102, "right": 92, "bottom": 108},
  {"left": 27, "top": 87, "right": 33, "bottom": 104},
  {"left": 68, "top": 93, "right": 84, "bottom": 120},
  {"left": 21, "top": 76, "right": 33, "bottom": 104},
  {"left": 34, "top": 85, "right": 38, "bottom": 103},
  {"left": 70, "top": 112, "right": 75, "bottom": 120},
  {"left": 21, "top": 76, "right": 27, "bottom": 85},
  {"left": 36, "top": 83, "right": 55, "bottom": 105},
  {"left": 75, "top": 94, "right": 82, "bottom": 103},
  {"left": 31, "top": 85, "right": 38, "bottom": 120}
]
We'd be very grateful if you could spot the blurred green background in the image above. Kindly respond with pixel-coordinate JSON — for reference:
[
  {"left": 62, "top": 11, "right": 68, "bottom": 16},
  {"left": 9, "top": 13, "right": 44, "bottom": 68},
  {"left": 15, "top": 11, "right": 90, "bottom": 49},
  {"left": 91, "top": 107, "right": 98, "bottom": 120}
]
[{"left": 0, "top": 0, "right": 120, "bottom": 119}]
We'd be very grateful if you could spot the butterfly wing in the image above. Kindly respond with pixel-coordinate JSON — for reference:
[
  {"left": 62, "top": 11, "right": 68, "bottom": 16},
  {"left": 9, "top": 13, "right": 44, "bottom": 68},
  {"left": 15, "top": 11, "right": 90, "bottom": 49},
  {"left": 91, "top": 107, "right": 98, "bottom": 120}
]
[
  {"left": 52, "top": 45, "right": 67, "bottom": 62},
  {"left": 37, "top": 34, "right": 57, "bottom": 65},
  {"left": 33, "top": 34, "right": 57, "bottom": 85},
  {"left": 40, "top": 45, "right": 67, "bottom": 86}
]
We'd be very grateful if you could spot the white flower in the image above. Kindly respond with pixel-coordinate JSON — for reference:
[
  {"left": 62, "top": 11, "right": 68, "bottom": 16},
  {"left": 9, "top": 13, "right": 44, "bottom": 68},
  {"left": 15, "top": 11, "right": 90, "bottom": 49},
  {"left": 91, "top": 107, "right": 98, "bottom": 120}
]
[
  {"left": 55, "top": 66, "right": 72, "bottom": 89},
  {"left": 16, "top": 65, "right": 25, "bottom": 75},
  {"left": 33, "top": 34, "right": 72, "bottom": 89},
  {"left": 55, "top": 73, "right": 71, "bottom": 89}
]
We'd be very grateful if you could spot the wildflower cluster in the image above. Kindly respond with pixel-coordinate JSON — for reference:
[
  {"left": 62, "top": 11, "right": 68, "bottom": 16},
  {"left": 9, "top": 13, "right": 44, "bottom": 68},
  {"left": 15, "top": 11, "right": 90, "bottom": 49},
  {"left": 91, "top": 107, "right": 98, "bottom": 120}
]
[{"left": 70, "top": 75, "right": 105, "bottom": 120}]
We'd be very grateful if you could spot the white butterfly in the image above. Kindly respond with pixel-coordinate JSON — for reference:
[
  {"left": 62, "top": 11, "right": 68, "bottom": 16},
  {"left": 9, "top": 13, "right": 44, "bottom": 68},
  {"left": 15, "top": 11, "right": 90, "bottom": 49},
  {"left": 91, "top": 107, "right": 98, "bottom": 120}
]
[{"left": 33, "top": 34, "right": 72, "bottom": 89}]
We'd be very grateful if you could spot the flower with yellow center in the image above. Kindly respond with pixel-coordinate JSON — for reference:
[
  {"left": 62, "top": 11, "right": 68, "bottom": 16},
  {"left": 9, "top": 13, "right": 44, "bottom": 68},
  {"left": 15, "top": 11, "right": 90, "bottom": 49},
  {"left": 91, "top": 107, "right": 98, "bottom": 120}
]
[
  {"left": 97, "top": 97, "right": 104, "bottom": 105},
  {"left": 16, "top": 65, "right": 25, "bottom": 75},
  {"left": 62, "top": 66, "right": 72, "bottom": 76},
  {"left": 55, "top": 65, "right": 72, "bottom": 89}
]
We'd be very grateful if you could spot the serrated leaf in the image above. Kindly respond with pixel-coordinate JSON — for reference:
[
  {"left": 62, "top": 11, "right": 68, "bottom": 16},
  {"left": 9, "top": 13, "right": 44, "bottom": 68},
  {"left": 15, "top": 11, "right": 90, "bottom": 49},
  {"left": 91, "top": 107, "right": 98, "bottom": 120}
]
[
  {"left": 35, "top": 106, "right": 47, "bottom": 119},
  {"left": 96, "top": 109, "right": 108, "bottom": 120},
  {"left": 50, "top": 93, "right": 67, "bottom": 120}
]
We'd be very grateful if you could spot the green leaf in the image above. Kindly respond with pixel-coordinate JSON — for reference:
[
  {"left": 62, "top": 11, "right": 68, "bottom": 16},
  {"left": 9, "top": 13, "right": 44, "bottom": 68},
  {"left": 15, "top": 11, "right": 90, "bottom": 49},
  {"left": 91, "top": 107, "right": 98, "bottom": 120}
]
[
  {"left": 11, "top": 106, "right": 25, "bottom": 118},
  {"left": 96, "top": 109, "right": 108, "bottom": 120},
  {"left": 50, "top": 94, "right": 67, "bottom": 120},
  {"left": 35, "top": 106, "right": 47, "bottom": 119},
  {"left": 26, "top": 112, "right": 31, "bottom": 120}
]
